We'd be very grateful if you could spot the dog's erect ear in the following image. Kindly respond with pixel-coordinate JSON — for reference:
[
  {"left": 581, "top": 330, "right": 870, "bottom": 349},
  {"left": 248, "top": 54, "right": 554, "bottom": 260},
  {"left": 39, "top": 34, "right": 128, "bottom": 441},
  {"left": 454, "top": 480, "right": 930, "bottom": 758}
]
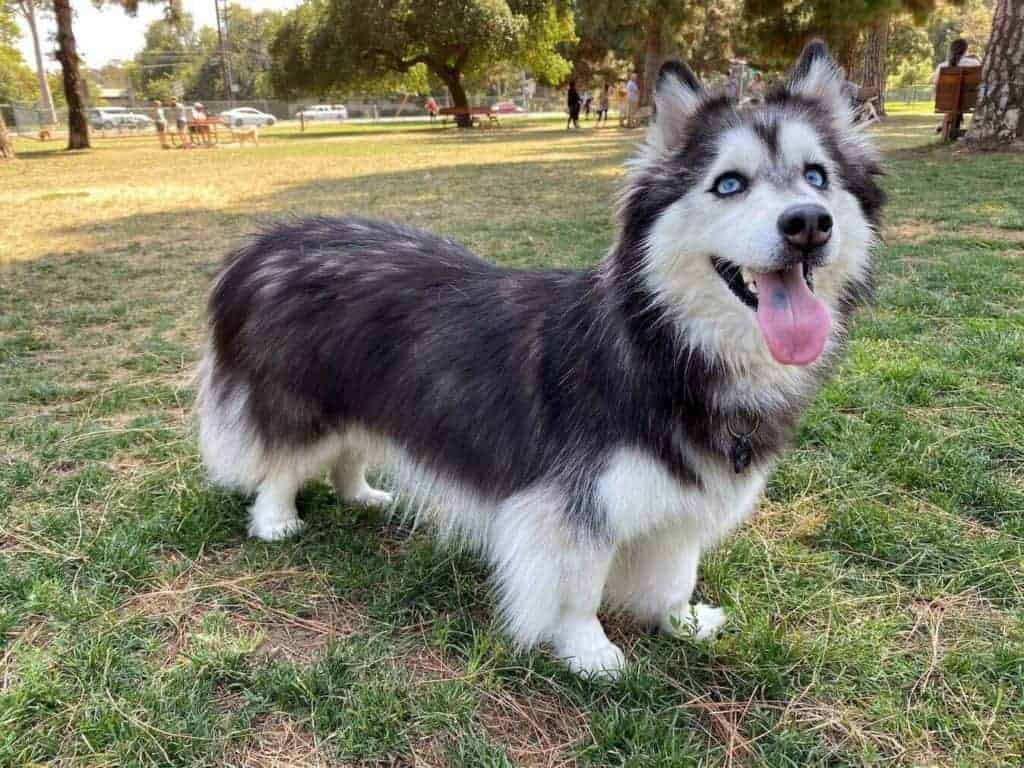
[
  {"left": 787, "top": 40, "right": 848, "bottom": 115},
  {"left": 653, "top": 60, "right": 705, "bottom": 147}
]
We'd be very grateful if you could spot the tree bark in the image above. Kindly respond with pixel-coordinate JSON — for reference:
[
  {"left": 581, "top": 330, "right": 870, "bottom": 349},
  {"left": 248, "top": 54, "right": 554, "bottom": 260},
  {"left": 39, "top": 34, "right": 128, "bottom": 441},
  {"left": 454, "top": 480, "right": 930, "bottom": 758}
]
[
  {"left": 0, "top": 110, "right": 14, "bottom": 160},
  {"left": 966, "top": 0, "right": 1023, "bottom": 149},
  {"left": 439, "top": 68, "right": 472, "bottom": 128},
  {"left": 641, "top": 10, "right": 665, "bottom": 107},
  {"left": 19, "top": 0, "right": 58, "bottom": 125},
  {"left": 53, "top": 0, "right": 90, "bottom": 150},
  {"left": 859, "top": 13, "right": 889, "bottom": 116},
  {"left": 836, "top": 33, "right": 861, "bottom": 80}
]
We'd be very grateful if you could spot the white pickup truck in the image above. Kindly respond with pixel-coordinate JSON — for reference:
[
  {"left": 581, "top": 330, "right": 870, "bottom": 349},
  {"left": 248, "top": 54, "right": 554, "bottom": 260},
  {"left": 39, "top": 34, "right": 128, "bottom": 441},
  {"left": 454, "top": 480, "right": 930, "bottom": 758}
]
[{"left": 295, "top": 104, "right": 349, "bottom": 121}]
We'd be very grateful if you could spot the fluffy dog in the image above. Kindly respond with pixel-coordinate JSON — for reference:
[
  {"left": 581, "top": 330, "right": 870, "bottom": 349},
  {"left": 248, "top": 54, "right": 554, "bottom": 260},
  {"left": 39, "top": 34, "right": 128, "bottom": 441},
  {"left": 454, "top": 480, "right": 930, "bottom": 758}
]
[{"left": 198, "top": 42, "right": 883, "bottom": 677}]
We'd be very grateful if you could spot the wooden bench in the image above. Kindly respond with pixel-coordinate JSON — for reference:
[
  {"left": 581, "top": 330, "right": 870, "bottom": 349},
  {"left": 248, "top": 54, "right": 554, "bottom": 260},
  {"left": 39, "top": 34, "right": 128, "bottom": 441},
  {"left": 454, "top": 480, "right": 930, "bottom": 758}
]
[
  {"left": 438, "top": 106, "right": 500, "bottom": 129},
  {"left": 935, "top": 66, "right": 982, "bottom": 141}
]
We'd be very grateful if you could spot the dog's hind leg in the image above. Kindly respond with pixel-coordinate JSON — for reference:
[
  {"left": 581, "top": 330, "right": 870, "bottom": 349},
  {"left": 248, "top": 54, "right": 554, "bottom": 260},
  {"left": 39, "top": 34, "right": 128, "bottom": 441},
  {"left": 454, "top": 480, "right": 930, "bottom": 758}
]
[
  {"left": 330, "top": 446, "right": 393, "bottom": 508},
  {"left": 607, "top": 524, "right": 726, "bottom": 641}
]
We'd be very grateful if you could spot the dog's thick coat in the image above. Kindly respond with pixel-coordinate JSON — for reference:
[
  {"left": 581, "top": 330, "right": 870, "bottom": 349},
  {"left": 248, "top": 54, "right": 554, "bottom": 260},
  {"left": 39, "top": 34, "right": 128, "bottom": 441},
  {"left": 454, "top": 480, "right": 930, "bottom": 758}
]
[{"left": 199, "top": 43, "right": 884, "bottom": 676}]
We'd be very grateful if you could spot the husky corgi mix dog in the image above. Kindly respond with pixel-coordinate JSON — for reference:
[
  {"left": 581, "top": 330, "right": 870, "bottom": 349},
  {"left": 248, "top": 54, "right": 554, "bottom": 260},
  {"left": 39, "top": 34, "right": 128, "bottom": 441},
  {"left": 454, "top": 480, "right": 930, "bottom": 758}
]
[{"left": 198, "top": 42, "right": 884, "bottom": 677}]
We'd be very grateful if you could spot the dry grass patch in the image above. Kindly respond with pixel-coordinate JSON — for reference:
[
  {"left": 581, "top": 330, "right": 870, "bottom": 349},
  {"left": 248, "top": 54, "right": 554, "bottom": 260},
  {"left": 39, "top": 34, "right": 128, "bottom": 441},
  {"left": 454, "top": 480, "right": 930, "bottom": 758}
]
[
  {"left": 127, "top": 555, "right": 365, "bottom": 667},
  {"left": 225, "top": 714, "right": 337, "bottom": 768}
]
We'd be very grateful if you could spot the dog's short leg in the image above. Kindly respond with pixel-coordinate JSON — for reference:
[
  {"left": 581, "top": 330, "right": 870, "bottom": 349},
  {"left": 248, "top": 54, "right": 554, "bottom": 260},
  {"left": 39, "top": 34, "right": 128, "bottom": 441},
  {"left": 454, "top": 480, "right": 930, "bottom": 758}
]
[
  {"left": 608, "top": 525, "right": 727, "bottom": 641},
  {"left": 549, "top": 548, "right": 625, "bottom": 678},
  {"left": 249, "top": 468, "right": 305, "bottom": 541},
  {"left": 330, "top": 447, "right": 393, "bottom": 509},
  {"left": 491, "top": 489, "right": 624, "bottom": 678}
]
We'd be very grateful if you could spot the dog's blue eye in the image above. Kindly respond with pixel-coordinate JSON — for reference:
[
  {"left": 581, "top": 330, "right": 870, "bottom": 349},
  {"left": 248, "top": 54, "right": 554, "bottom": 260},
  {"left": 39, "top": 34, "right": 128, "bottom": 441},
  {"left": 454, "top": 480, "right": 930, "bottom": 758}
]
[
  {"left": 804, "top": 165, "right": 827, "bottom": 189},
  {"left": 713, "top": 173, "right": 747, "bottom": 197}
]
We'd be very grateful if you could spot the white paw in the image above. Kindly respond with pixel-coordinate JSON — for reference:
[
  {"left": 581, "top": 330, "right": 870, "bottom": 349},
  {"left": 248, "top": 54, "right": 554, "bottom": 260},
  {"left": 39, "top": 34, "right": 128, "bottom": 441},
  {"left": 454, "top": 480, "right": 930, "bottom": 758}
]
[
  {"left": 248, "top": 512, "right": 305, "bottom": 542},
  {"left": 553, "top": 621, "right": 626, "bottom": 679},
  {"left": 352, "top": 487, "right": 394, "bottom": 509},
  {"left": 661, "top": 602, "right": 728, "bottom": 641}
]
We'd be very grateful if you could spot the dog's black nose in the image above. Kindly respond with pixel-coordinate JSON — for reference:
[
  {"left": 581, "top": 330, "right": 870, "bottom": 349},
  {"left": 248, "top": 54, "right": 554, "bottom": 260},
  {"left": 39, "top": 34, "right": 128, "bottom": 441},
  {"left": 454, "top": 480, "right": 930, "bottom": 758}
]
[{"left": 778, "top": 204, "right": 833, "bottom": 251}]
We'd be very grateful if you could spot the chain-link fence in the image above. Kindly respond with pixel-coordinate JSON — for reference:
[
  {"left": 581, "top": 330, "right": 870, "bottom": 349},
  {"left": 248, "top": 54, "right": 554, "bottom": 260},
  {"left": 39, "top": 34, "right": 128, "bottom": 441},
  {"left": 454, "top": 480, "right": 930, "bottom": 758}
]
[
  {"left": 2, "top": 82, "right": 939, "bottom": 139},
  {"left": 885, "top": 83, "right": 938, "bottom": 104}
]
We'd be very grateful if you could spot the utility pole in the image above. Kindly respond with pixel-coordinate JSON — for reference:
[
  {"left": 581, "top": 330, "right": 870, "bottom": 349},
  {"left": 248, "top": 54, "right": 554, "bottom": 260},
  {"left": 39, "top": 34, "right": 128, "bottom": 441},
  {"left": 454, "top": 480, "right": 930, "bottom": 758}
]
[{"left": 214, "top": 0, "right": 234, "bottom": 106}]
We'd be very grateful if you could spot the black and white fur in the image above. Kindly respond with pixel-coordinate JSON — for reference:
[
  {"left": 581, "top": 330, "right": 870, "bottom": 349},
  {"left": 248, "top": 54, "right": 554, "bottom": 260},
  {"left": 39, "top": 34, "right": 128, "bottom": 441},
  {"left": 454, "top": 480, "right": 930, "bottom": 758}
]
[{"left": 198, "top": 43, "right": 883, "bottom": 677}]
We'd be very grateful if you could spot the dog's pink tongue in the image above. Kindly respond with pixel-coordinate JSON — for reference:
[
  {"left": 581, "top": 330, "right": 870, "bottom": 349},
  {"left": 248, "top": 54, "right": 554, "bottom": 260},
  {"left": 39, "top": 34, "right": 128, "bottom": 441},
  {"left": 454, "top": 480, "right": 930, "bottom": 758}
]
[{"left": 755, "top": 265, "right": 831, "bottom": 366}]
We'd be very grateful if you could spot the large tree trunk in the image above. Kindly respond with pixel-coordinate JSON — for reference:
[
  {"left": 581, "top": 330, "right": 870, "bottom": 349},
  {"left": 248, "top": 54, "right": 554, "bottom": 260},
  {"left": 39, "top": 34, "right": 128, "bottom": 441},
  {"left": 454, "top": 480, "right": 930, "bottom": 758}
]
[
  {"left": 53, "top": 0, "right": 90, "bottom": 150},
  {"left": 640, "top": 10, "right": 665, "bottom": 107},
  {"left": 0, "top": 110, "right": 14, "bottom": 160},
  {"left": 20, "top": 0, "right": 58, "bottom": 125},
  {"left": 966, "top": 0, "right": 1023, "bottom": 149},
  {"left": 439, "top": 68, "right": 472, "bottom": 128},
  {"left": 859, "top": 13, "right": 889, "bottom": 116},
  {"left": 836, "top": 33, "right": 861, "bottom": 80}
]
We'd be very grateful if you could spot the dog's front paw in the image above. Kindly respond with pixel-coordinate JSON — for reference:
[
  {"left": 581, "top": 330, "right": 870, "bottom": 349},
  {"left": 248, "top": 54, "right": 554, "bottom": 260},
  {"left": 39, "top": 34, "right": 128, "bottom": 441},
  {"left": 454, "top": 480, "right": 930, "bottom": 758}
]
[
  {"left": 353, "top": 487, "right": 394, "bottom": 509},
  {"left": 661, "top": 602, "right": 728, "bottom": 641},
  {"left": 553, "top": 621, "right": 626, "bottom": 679},
  {"left": 248, "top": 512, "right": 305, "bottom": 542}
]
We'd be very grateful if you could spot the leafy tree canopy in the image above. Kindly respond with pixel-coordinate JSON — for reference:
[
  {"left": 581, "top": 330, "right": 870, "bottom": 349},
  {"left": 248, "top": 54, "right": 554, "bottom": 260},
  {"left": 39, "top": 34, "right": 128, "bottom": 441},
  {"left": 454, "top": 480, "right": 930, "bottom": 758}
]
[{"left": 270, "top": 0, "right": 575, "bottom": 120}]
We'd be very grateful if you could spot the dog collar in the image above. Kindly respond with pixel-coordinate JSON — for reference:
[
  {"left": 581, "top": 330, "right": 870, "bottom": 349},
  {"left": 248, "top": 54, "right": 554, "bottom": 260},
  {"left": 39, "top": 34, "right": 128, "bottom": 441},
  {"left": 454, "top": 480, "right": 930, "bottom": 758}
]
[{"left": 727, "top": 416, "right": 759, "bottom": 474}]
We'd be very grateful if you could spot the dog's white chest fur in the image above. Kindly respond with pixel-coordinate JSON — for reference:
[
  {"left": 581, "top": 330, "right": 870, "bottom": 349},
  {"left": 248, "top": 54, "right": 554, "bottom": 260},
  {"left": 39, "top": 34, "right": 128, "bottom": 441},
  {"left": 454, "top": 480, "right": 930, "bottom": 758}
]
[{"left": 597, "top": 446, "right": 768, "bottom": 544}]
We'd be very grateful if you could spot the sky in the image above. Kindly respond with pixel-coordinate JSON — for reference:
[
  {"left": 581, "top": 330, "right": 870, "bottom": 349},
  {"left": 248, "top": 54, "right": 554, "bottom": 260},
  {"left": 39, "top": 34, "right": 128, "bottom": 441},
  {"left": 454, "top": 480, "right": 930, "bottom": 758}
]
[{"left": 15, "top": 0, "right": 299, "bottom": 71}]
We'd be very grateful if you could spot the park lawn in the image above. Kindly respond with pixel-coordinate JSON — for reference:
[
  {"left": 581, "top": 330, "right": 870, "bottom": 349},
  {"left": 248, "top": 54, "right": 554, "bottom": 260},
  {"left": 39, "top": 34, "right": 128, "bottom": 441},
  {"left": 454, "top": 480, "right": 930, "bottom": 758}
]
[{"left": 1, "top": 114, "right": 1022, "bottom": 767}]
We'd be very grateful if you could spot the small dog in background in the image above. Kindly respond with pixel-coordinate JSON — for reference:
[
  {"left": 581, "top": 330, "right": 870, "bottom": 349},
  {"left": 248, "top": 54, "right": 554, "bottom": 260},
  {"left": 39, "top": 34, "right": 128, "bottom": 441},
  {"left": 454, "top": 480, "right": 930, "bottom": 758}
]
[
  {"left": 231, "top": 125, "right": 259, "bottom": 146},
  {"left": 199, "top": 41, "right": 884, "bottom": 678}
]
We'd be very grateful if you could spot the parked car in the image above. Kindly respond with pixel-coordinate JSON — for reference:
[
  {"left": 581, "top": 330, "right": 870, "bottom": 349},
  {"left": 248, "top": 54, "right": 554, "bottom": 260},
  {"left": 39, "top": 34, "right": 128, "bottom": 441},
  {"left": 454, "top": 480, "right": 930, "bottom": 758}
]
[
  {"left": 491, "top": 100, "right": 525, "bottom": 114},
  {"left": 88, "top": 107, "right": 154, "bottom": 130},
  {"left": 220, "top": 107, "right": 277, "bottom": 127},
  {"left": 296, "top": 104, "right": 348, "bottom": 121}
]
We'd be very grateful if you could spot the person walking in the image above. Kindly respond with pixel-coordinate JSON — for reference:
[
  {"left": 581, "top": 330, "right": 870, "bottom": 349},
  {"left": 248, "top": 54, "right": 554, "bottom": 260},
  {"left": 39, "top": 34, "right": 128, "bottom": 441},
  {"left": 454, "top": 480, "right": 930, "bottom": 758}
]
[
  {"left": 153, "top": 100, "right": 169, "bottom": 149},
  {"left": 625, "top": 74, "right": 640, "bottom": 128},
  {"left": 566, "top": 80, "right": 581, "bottom": 130}
]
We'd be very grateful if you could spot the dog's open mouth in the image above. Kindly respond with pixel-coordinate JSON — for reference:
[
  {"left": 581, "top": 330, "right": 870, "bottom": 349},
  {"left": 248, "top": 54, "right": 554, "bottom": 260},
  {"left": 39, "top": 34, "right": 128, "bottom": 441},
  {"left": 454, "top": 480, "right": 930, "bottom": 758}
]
[{"left": 711, "top": 256, "right": 831, "bottom": 367}]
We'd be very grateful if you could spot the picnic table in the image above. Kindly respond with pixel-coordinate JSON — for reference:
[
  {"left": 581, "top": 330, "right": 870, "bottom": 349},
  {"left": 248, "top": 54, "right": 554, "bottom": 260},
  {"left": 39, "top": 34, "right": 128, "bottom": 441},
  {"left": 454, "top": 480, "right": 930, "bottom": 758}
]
[
  {"left": 934, "top": 66, "right": 982, "bottom": 142},
  {"left": 438, "top": 106, "right": 500, "bottom": 129},
  {"left": 172, "top": 116, "right": 225, "bottom": 147}
]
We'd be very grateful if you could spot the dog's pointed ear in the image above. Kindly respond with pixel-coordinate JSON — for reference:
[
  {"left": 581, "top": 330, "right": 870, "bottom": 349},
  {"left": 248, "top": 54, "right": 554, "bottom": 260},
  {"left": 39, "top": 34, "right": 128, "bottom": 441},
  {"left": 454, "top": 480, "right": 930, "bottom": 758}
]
[
  {"left": 787, "top": 40, "right": 847, "bottom": 114},
  {"left": 653, "top": 60, "right": 705, "bottom": 147}
]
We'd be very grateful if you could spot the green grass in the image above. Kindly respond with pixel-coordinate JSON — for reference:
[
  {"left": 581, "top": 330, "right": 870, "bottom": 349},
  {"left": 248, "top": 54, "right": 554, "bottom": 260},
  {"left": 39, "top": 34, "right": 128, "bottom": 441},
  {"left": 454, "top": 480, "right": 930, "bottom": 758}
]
[{"left": 2, "top": 115, "right": 1023, "bottom": 767}]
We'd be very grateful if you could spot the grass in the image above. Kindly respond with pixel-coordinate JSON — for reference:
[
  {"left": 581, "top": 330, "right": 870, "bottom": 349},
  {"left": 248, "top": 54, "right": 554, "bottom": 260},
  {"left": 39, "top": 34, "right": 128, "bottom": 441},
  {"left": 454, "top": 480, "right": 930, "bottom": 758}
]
[{"left": 1, "top": 113, "right": 1022, "bottom": 767}]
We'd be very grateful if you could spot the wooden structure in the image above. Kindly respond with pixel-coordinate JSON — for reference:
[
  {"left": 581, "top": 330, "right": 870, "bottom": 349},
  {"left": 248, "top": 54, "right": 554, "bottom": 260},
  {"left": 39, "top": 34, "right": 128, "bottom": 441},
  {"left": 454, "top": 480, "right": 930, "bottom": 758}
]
[
  {"left": 438, "top": 106, "right": 500, "bottom": 128},
  {"left": 934, "top": 66, "right": 982, "bottom": 141},
  {"left": 172, "top": 116, "right": 225, "bottom": 147}
]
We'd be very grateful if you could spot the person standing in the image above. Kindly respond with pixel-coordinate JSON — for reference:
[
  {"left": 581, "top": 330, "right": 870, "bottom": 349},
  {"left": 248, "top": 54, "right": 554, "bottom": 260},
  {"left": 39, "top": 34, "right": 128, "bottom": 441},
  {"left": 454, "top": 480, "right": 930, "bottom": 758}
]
[
  {"left": 171, "top": 97, "right": 190, "bottom": 148},
  {"left": 153, "top": 100, "right": 169, "bottom": 149},
  {"left": 625, "top": 74, "right": 640, "bottom": 128},
  {"left": 596, "top": 82, "right": 610, "bottom": 126},
  {"left": 566, "top": 80, "right": 581, "bottom": 130},
  {"left": 425, "top": 96, "right": 439, "bottom": 121}
]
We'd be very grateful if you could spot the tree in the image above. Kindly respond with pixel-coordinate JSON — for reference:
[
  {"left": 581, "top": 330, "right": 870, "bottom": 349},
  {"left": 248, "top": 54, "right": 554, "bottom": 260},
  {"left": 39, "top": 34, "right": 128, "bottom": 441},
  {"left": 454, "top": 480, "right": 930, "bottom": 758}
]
[
  {"left": 859, "top": 13, "right": 890, "bottom": 114},
  {"left": 966, "top": 0, "right": 1023, "bottom": 148},
  {"left": 53, "top": 0, "right": 89, "bottom": 148},
  {"left": 271, "top": 0, "right": 574, "bottom": 127},
  {"left": 8, "top": 0, "right": 57, "bottom": 123},
  {"left": 741, "top": 0, "right": 934, "bottom": 71},
  {"left": 576, "top": 0, "right": 695, "bottom": 104},
  {"left": 52, "top": 0, "right": 180, "bottom": 150},
  {"left": 0, "top": 2, "right": 38, "bottom": 104}
]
